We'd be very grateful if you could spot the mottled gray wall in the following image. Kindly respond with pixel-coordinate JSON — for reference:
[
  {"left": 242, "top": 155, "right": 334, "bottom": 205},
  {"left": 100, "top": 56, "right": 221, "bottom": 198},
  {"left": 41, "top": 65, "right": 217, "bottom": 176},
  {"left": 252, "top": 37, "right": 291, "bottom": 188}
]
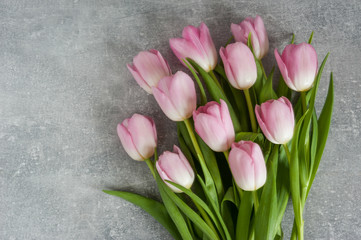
[{"left": 1, "top": 0, "right": 360, "bottom": 239}]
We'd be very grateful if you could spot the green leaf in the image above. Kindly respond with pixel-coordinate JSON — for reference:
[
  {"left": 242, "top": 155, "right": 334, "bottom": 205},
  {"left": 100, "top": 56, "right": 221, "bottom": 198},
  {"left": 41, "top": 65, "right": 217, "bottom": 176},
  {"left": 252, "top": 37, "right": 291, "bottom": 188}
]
[
  {"left": 294, "top": 91, "right": 311, "bottom": 122},
  {"left": 215, "top": 64, "right": 251, "bottom": 132},
  {"left": 276, "top": 75, "right": 292, "bottom": 100},
  {"left": 177, "top": 125, "right": 196, "bottom": 172},
  {"left": 177, "top": 122, "right": 196, "bottom": 157},
  {"left": 183, "top": 59, "right": 207, "bottom": 105},
  {"left": 197, "top": 175, "right": 232, "bottom": 239},
  {"left": 225, "top": 36, "right": 234, "bottom": 46},
  {"left": 308, "top": 31, "right": 314, "bottom": 44},
  {"left": 297, "top": 53, "right": 330, "bottom": 190},
  {"left": 289, "top": 110, "right": 309, "bottom": 235},
  {"left": 236, "top": 191, "right": 253, "bottom": 240},
  {"left": 247, "top": 32, "right": 254, "bottom": 53},
  {"left": 275, "top": 145, "right": 290, "bottom": 233},
  {"left": 155, "top": 172, "right": 219, "bottom": 240},
  {"left": 156, "top": 174, "right": 194, "bottom": 240},
  {"left": 254, "top": 145, "right": 279, "bottom": 240},
  {"left": 182, "top": 119, "right": 219, "bottom": 209},
  {"left": 166, "top": 181, "right": 232, "bottom": 240},
  {"left": 103, "top": 190, "right": 182, "bottom": 240},
  {"left": 196, "top": 135, "right": 224, "bottom": 203},
  {"left": 309, "top": 53, "right": 330, "bottom": 113},
  {"left": 291, "top": 34, "right": 295, "bottom": 44},
  {"left": 259, "top": 67, "right": 277, "bottom": 103},
  {"left": 307, "top": 73, "right": 334, "bottom": 197},
  {"left": 309, "top": 111, "right": 318, "bottom": 182},
  {"left": 253, "top": 59, "right": 264, "bottom": 96},
  {"left": 235, "top": 132, "right": 264, "bottom": 143},
  {"left": 187, "top": 58, "right": 242, "bottom": 133},
  {"left": 221, "top": 187, "right": 237, "bottom": 238}
]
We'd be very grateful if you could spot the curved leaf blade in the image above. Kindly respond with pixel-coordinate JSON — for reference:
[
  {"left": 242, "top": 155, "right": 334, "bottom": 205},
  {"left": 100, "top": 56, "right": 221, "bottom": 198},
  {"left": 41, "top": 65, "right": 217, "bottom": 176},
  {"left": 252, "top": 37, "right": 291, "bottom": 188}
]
[{"left": 103, "top": 190, "right": 182, "bottom": 240}]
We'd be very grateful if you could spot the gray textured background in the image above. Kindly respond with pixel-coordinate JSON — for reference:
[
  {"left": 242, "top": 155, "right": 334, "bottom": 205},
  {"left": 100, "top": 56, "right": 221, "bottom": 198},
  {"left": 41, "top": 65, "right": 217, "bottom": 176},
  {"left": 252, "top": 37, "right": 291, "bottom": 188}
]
[{"left": 1, "top": 0, "right": 360, "bottom": 239}]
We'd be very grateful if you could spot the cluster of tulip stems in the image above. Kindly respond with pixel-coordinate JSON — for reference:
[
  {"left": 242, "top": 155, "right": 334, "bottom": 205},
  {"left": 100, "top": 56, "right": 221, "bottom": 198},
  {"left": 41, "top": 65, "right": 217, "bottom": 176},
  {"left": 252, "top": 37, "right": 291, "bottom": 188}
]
[{"left": 104, "top": 16, "right": 334, "bottom": 240}]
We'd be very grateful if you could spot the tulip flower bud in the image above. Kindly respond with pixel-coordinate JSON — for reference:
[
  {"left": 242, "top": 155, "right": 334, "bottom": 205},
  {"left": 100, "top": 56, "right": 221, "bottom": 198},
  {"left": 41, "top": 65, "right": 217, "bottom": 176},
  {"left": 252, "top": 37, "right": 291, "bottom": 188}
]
[
  {"left": 152, "top": 71, "right": 197, "bottom": 121},
  {"left": 231, "top": 15, "right": 269, "bottom": 59},
  {"left": 229, "top": 141, "right": 267, "bottom": 191},
  {"left": 274, "top": 43, "right": 318, "bottom": 92},
  {"left": 127, "top": 49, "right": 172, "bottom": 94},
  {"left": 169, "top": 22, "right": 217, "bottom": 72},
  {"left": 255, "top": 97, "right": 295, "bottom": 144},
  {"left": 193, "top": 99, "right": 235, "bottom": 152},
  {"left": 117, "top": 114, "right": 157, "bottom": 161},
  {"left": 220, "top": 42, "right": 257, "bottom": 90},
  {"left": 156, "top": 145, "right": 195, "bottom": 193}
]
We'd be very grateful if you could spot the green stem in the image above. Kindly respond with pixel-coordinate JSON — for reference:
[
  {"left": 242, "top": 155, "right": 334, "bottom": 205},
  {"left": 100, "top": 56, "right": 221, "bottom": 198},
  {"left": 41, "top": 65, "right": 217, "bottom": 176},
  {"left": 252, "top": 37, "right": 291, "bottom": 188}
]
[
  {"left": 183, "top": 119, "right": 211, "bottom": 182},
  {"left": 243, "top": 89, "right": 257, "bottom": 133},
  {"left": 301, "top": 91, "right": 307, "bottom": 114},
  {"left": 154, "top": 147, "right": 158, "bottom": 161},
  {"left": 299, "top": 220, "right": 304, "bottom": 240},
  {"left": 183, "top": 59, "right": 207, "bottom": 105},
  {"left": 225, "top": 36, "right": 234, "bottom": 46},
  {"left": 252, "top": 191, "right": 259, "bottom": 212},
  {"left": 193, "top": 200, "right": 219, "bottom": 238},
  {"left": 210, "top": 70, "right": 223, "bottom": 90},
  {"left": 259, "top": 61, "right": 268, "bottom": 81},
  {"left": 145, "top": 158, "right": 155, "bottom": 178},
  {"left": 223, "top": 151, "right": 229, "bottom": 161},
  {"left": 291, "top": 219, "right": 297, "bottom": 240},
  {"left": 283, "top": 144, "right": 304, "bottom": 240},
  {"left": 283, "top": 144, "right": 291, "bottom": 166},
  {"left": 184, "top": 119, "right": 205, "bottom": 164}
]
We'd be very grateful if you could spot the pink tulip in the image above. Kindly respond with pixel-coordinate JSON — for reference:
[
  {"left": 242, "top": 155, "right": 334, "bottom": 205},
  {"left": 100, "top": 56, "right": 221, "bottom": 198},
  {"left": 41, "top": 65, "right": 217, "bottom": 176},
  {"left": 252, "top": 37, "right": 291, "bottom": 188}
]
[
  {"left": 117, "top": 114, "right": 157, "bottom": 161},
  {"left": 169, "top": 22, "right": 217, "bottom": 72},
  {"left": 274, "top": 43, "right": 318, "bottom": 92},
  {"left": 127, "top": 49, "right": 172, "bottom": 94},
  {"left": 231, "top": 15, "right": 269, "bottom": 59},
  {"left": 193, "top": 99, "right": 235, "bottom": 152},
  {"left": 156, "top": 145, "right": 195, "bottom": 193},
  {"left": 229, "top": 141, "right": 267, "bottom": 191},
  {"left": 220, "top": 42, "right": 257, "bottom": 90},
  {"left": 255, "top": 97, "right": 295, "bottom": 144},
  {"left": 152, "top": 71, "right": 197, "bottom": 121}
]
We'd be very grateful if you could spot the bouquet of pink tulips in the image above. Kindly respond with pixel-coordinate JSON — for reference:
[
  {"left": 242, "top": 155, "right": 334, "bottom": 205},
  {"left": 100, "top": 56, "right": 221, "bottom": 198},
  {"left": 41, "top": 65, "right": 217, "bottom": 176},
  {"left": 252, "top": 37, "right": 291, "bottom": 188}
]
[{"left": 104, "top": 16, "right": 334, "bottom": 240}]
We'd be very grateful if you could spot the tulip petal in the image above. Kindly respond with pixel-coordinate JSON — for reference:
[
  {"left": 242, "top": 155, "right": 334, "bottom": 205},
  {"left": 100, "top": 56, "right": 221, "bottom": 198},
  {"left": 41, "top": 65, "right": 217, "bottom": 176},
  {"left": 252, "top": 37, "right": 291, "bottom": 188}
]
[
  {"left": 199, "top": 22, "right": 217, "bottom": 70},
  {"left": 220, "top": 99, "right": 235, "bottom": 147},
  {"left": 182, "top": 25, "right": 205, "bottom": 57},
  {"left": 286, "top": 43, "right": 318, "bottom": 91},
  {"left": 265, "top": 100, "right": 294, "bottom": 144},
  {"left": 253, "top": 15, "right": 269, "bottom": 58},
  {"left": 194, "top": 113, "right": 228, "bottom": 152},
  {"left": 173, "top": 145, "right": 195, "bottom": 183},
  {"left": 156, "top": 149, "right": 194, "bottom": 193},
  {"left": 251, "top": 143, "right": 267, "bottom": 189},
  {"left": 117, "top": 123, "right": 143, "bottom": 161},
  {"left": 274, "top": 48, "right": 297, "bottom": 91},
  {"left": 169, "top": 38, "right": 202, "bottom": 68},
  {"left": 127, "top": 63, "right": 152, "bottom": 93},
  {"left": 240, "top": 20, "right": 260, "bottom": 58},
  {"left": 229, "top": 148, "right": 255, "bottom": 191},
  {"left": 133, "top": 51, "right": 169, "bottom": 88},
  {"left": 220, "top": 47, "right": 239, "bottom": 89},
  {"left": 255, "top": 104, "right": 278, "bottom": 144},
  {"left": 227, "top": 43, "right": 257, "bottom": 89},
  {"left": 127, "top": 114, "right": 157, "bottom": 159},
  {"left": 150, "top": 49, "right": 172, "bottom": 76},
  {"left": 168, "top": 71, "right": 197, "bottom": 120},
  {"left": 152, "top": 86, "right": 183, "bottom": 121},
  {"left": 231, "top": 23, "right": 245, "bottom": 43}
]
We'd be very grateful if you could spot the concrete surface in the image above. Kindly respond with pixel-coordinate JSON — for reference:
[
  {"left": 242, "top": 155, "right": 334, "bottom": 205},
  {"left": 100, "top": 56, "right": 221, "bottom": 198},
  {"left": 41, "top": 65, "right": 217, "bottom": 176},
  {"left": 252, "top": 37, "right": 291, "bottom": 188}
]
[{"left": 1, "top": 0, "right": 360, "bottom": 239}]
